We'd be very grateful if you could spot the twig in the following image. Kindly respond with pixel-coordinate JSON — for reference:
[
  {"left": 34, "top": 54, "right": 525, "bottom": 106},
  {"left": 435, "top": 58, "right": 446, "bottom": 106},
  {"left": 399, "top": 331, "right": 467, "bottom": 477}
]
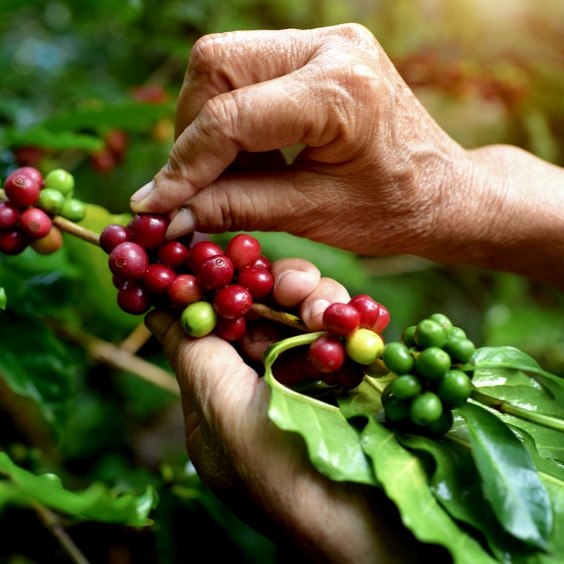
[
  {"left": 250, "top": 302, "right": 308, "bottom": 332},
  {"left": 33, "top": 503, "right": 91, "bottom": 564},
  {"left": 52, "top": 215, "right": 100, "bottom": 246},
  {"left": 48, "top": 320, "right": 180, "bottom": 397},
  {"left": 119, "top": 322, "right": 154, "bottom": 354}
]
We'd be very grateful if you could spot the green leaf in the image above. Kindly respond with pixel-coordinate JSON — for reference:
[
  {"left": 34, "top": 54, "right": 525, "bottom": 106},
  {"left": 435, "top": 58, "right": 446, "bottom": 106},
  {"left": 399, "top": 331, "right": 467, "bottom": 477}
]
[
  {"left": 0, "top": 287, "right": 6, "bottom": 310},
  {"left": 5, "top": 126, "right": 104, "bottom": 151},
  {"left": 458, "top": 402, "right": 553, "bottom": 551},
  {"left": 398, "top": 431, "right": 545, "bottom": 563},
  {"left": 473, "top": 346, "right": 564, "bottom": 409},
  {"left": 0, "top": 313, "right": 75, "bottom": 434},
  {"left": 0, "top": 452, "right": 156, "bottom": 526},
  {"left": 263, "top": 333, "right": 377, "bottom": 485}
]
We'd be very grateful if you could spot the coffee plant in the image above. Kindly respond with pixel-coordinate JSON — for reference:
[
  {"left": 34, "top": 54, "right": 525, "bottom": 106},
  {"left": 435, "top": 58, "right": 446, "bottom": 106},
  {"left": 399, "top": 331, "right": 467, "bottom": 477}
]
[{"left": 1, "top": 163, "right": 563, "bottom": 563}]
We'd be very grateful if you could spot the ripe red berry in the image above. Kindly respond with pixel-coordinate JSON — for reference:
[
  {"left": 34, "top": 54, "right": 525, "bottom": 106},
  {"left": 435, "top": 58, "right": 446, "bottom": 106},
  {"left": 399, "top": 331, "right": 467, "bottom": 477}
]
[
  {"left": 323, "top": 302, "right": 361, "bottom": 338},
  {"left": 236, "top": 266, "right": 274, "bottom": 300},
  {"left": 225, "top": 233, "right": 262, "bottom": 270},
  {"left": 12, "top": 166, "right": 43, "bottom": 185},
  {"left": 215, "top": 316, "right": 247, "bottom": 341},
  {"left": 213, "top": 284, "right": 253, "bottom": 319},
  {"left": 117, "top": 280, "right": 151, "bottom": 315},
  {"left": 309, "top": 334, "right": 346, "bottom": 373},
  {"left": 19, "top": 207, "right": 52, "bottom": 239},
  {"left": 3, "top": 172, "right": 41, "bottom": 207},
  {"left": 142, "top": 263, "right": 176, "bottom": 295},
  {"left": 0, "top": 201, "right": 20, "bottom": 231},
  {"left": 197, "top": 255, "right": 235, "bottom": 291},
  {"left": 187, "top": 240, "right": 223, "bottom": 273},
  {"left": 0, "top": 228, "right": 30, "bottom": 255},
  {"left": 332, "top": 359, "right": 366, "bottom": 390},
  {"left": 253, "top": 255, "right": 271, "bottom": 270},
  {"left": 167, "top": 274, "right": 203, "bottom": 305},
  {"left": 156, "top": 240, "right": 189, "bottom": 269},
  {"left": 348, "top": 295, "right": 380, "bottom": 329},
  {"left": 100, "top": 224, "right": 132, "bottom": 254},
  {"left": 372, "top": 304, "right": 391, "bottom": 334},
  {"left": 128, "top": 213, "right": 169, "bottom": 249},
  {"left": 108, "top": 241, "right": 149, "bottom": 281}
]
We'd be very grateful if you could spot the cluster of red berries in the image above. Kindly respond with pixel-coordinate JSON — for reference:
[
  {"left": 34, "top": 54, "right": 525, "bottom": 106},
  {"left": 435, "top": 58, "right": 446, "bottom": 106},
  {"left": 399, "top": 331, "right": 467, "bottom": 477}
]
[
  {"left": 0, "top": 166, "right": 86, "bottom": 256},
  {"left": 101, "top": 214, "right": 275, "bottom": 341},
  {"left": 274, "top": 298, "right": 390, "bottom": 390}
]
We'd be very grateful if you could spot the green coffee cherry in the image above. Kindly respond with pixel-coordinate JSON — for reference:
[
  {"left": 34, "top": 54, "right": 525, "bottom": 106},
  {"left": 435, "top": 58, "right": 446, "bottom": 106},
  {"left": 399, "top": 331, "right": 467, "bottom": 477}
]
[
  {"left": 181, "top": 301, "right": 217, "bottom": 338},
  {"left": 427, "top": 408, "right": 454, "bottom": 436},
  {"left": 428, "top": 313, "right": 453, "bottom": 334},
  {"left": 60, "top": 198, "right": 86, "bottom": 222},
  {"left": 390, "top": 374, "right": 423, "bottom": 400},
  {"left": 414, "top": 319, "right": 447, "bottom": 349},
  {"left": 437, "top": 369, "right": 473, "bottom": 406},
  {"left": 415, "top": 346, "right": 451, "bottom": 380},
  {"left": 401, "top": 325, "right": 417, "bottom": 348},
  {"left": 410, "top": 391, "right": 443, "bottom": 426},
  {"left": 443, "top": 336, "right": 476, "bottom": 363},
  {"left": 38, "top": 188, "right": 65, "bottom": 215},
  {"left": 382, "top": 386, "right": 411, "bottom": 423},
  {"left": 44, "top": 168, "right": 75, "bottom": 197},
  {"left": 382, "top": 342, "right": 414, "bottom": 375}
]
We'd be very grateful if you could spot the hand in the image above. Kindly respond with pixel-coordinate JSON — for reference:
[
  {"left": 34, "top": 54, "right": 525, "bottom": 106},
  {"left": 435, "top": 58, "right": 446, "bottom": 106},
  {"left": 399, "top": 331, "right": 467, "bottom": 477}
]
[
  {"left": 144, "top": 257, "right": 447, "bottom": 562},
  {"left": 130, "top": 23, "right": 470, "bottom": 260}
]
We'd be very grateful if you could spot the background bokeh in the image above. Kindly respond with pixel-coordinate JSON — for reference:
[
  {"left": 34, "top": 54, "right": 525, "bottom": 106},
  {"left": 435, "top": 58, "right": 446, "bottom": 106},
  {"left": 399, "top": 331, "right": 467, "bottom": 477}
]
[{"left": 1, "top": 0, "right": 563, "bottom": 561}]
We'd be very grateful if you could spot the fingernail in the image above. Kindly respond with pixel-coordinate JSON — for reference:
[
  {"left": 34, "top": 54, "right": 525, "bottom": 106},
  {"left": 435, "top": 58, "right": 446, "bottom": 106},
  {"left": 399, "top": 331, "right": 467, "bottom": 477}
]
[
  {"left": 166, "top": 207, "right": 196, "bottom": 239},
  {"left": 130, "top": 181, "right": 154, "bottom": 211}
]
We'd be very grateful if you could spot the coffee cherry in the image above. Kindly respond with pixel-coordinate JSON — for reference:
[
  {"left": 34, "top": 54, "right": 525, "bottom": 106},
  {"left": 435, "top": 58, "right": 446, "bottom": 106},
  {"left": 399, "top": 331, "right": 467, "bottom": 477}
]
[
  {"left": 443, "top": 336, "right": 476, "bottom": 363},
  {"left": 348, "top": 294, "right": 379, "bottom": 330},
  {"left": 323, "top": 303, "right": 361, "bottom": 338},
  {"left": 213, "top": 284, "right": 253, "bottom": 319},
  {"left": 19, "top": 207, "right": 52, "bottom": 239},
  {"left": 415, "top": 319, "right": 447, "bottom": 349},
  {"left": 142, "top": 263, "right": 176, "bottom": 295},
  {"left": 180, "top": 301, "right": 217, "bottom": 338},
  {"left": 37, "top": 188, "right": 66, "bottom": 215},
  {"left": 31, "top": 226, "right": 63, "bottom": 255},
  {"left": 345, "top": 329, "right": 384, "bottom": 365},
  {"left": 215, "top": 316, "right": 246, "bottom": 341},
  {"left": 44, "top": 168, "right": 74, "bottom": 197},
  {"left": 108, "top": 241, "right": 149, "bottom": 281},
  {"left": 0, "top": 201, "right": 20, "bottom": 231},
  {"left": 236, "top": 265, "right": 274, "bottom": 300},
  {"left": 436, "top": 369, "right": 473, "bottom": 406},
  {"left": 372, "top": 304, "right": 391, "bottom": 334},
  {"left": 225, "top": 233, "right": 262, "bottom": 270},
  {"left": 100, "top": 224, "right": 132, "bottom": 254},
  {"left": 129, "top": 213, "right": 168, "bottom": 249},
  {"left": 401, "top": 325, "right": 417, "bottom": 348},
  {"left": 0, "top": 228, "right": 30, "bottom": 255},
  {"left": 427, "top": 409, "right": 454, "bottom": 436},
  {"left": 197, "top": 255, "right": 235, "bottom": 291},
  {"left": 415, "top": 346, "right": 451, "bottom": 380},
  {"left": 332, "top": 359, "right": 366, "bottom": 390},
  {"left": 382, "top": 386, "right": 411, "bottom": 423},
  {"left": 13, "top": 166, "right": 43, "bottom": 185},
  {"left": 117, "top": 280, "right": 151, "bottom": 315},
  {"left": 381, "top": 342, "right": 414, "bottom": 375},
  {"left": 309, "top": 334, "right": 346, "bottom": 373},
  {"left": 157, "top": 240, "right": 189, "bottom": 269},
  {"left": 167, "top": 274, "right": 203, "bottom": 305},
  {"left": 253, "top": 254, "right": 271, "bottom": 270},
  {"left": 60, "top": 198, "right": 86, "bottom": 222},
  {"left": 428, "top": 313, "right": 454, "bottom": 334},
  {"left": 3, "top": 172, "right": 41, "bottom": 207},
  {"left": 390, "top": 374, "right": 423, "bottom": 400},
  {"left": 410, "top": 391, "right": 443, "bottom": 426},
  {"left": 187, "top": 240, "right": 223, "bottom": 272}
]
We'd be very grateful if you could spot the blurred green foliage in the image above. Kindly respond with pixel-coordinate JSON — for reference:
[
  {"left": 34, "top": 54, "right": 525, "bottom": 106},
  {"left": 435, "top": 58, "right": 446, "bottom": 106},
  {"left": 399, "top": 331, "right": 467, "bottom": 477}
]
[{"left": 1, "top": 0, "right": 564, "bottom": 561}]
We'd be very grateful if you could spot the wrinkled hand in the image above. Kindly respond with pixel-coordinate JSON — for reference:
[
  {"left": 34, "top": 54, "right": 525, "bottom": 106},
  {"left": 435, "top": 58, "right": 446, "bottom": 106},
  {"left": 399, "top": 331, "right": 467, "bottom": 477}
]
[
  {"left": 145, "top": 257, "right": 443, "bottom": 562},
  {"left": 131, "top": 23, "right": 469, "bottom": 259}
]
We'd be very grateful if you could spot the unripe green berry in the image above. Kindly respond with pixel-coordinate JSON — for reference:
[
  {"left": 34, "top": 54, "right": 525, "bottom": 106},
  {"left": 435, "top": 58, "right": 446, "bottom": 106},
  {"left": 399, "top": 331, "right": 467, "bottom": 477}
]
[
  {"left": 427, "top": 408, "right": 454, "bottom": 436},
  {"left": 437, "top": 369, "right": 473, "bottom": 406},
  {"left": 345, "top": 328, "right": 384, "bottom": 365},
  {"left": 401, "top": 325, "right": 417, "bottom": 347},
  {"left": 415, "top": 346, "right": 451, "bottom": 380},
  {"left": 181, "top": 301, "right": 217, "bottom": 338},
  {"left": 44, "top": 168, "right": 75, "bottom": 197},
  {"left": 382, "top": 342, "right": 414, "bottom": 375},
  {"left": 38, "top": 188, "right": 65, "bottom": 215},
  {"left": 428, "top": 313, "right": 453, "bottom": 334},
  {"left": 414, "top": 319, "right": 447, "bottom": 349},
  {"left": 382, "top": 385, "right": 411, "bottom": 423},
  {"left": 60, "top": 198, "right": 86, "bottom": 222},
  {"left": 390, "top": 374, "right": 423, "bottom": 400},
  {"left": 443, "top": 336, "right": 476, "bottom": 363},
  {"left": 410, "top": 391, "right": 443, "bottom": 426}
]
